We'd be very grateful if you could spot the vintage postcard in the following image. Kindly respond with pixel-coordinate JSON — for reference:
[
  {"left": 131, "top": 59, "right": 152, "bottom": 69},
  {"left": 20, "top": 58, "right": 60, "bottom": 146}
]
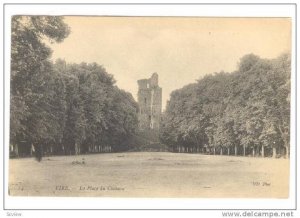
[
  {"left": 3, "top": 3, "right": 297, "bottom": 216},
  {"left": 8, "top": 15, "right": 291, "bottom": 199}
]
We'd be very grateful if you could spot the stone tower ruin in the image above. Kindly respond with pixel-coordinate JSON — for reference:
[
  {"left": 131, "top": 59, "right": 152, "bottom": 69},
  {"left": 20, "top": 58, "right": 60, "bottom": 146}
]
[{"left": 137, "top": 73, "right": 162, "bottom": 130}]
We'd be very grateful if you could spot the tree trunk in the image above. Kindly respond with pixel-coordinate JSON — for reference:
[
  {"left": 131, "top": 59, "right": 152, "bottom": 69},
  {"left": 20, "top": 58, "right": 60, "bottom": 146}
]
[
  {"left": 272, "top": 147, "right": 277, "bottom": 158},
  {"left": 75, "top": 143, "right": 78, "bottom": 155},
  {"left": 234, "top": 145, "right": 237, "bottom": 156},
  {"left": 261, "top": 145, "right": 265, "bottom": 158},
  {"left": 285, "top": 146, "right": 289, "bottom": 158},
  {"left": 220, "top": 147, "right": 223, "bottom": 155},
  {"left": 227, "top": 147, "right": 230, "bottom": 155},
  {"left": 15, "top": 144, "right": 19, "bottom": 157},
  {"left": 252, "top": 147, "right": 255, "bottom": 157},
  {"left": 213, "top": 147, "right": 216, "bottom": 155},
  {"left": 30, "top": 143, "right": 34, "bottom": 156},
  {"left": 278, "top": 126, "right": 289, "bottom": 159},
  {"left": 243, "top": 145, "right": 246, "bottom": 156}
]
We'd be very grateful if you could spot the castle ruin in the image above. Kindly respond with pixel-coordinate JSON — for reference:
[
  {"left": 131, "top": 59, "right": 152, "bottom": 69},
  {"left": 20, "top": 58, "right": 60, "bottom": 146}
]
[{"left": 137, "top": 73, "right": 162, "bottom": 131}]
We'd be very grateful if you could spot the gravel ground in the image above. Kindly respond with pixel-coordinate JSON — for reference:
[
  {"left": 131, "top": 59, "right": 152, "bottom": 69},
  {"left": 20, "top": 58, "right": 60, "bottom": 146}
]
[{"left": 8, "top": 152, "right": 289, "bottom": 198}]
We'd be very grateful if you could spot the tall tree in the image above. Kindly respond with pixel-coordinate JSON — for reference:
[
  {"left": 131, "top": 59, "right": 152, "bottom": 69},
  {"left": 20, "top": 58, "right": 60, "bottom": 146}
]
[
  {"left": 160, "top": 53, "right": 290, "bottom": 158},
  {"left": 10, "top": 16, "right": 70, "bottom": 159}
]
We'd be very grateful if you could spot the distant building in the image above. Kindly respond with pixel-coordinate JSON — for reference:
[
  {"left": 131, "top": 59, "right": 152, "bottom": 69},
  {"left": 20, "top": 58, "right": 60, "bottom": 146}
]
[{"left": 137, "top": 73, "right": 162, "bottom": 130}]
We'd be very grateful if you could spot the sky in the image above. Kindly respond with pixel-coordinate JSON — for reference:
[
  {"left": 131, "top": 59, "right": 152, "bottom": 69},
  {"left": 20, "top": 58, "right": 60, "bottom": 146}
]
[{"left": 50, "top": 17, "right": 291, "bottom": 110}]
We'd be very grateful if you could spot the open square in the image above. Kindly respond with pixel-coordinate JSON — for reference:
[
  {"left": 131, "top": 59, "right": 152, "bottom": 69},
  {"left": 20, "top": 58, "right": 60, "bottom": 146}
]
[{"left": 9, "top": 152, "right": 289, "bottom": 198}]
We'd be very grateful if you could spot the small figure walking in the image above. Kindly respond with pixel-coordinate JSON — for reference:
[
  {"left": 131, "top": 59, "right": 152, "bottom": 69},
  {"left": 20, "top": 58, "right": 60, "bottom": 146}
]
[{"left": 33, "top": 144, "right": 43, "bottom": 162}]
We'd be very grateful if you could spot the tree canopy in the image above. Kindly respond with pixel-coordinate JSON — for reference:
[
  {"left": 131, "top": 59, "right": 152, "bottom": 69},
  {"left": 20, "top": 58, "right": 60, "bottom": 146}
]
[
  {"left": 10, "top": 16, "right": 139, "bottom": 158},
  {"left": 160, "top": 53, "right": 290, "bottom": 158}
]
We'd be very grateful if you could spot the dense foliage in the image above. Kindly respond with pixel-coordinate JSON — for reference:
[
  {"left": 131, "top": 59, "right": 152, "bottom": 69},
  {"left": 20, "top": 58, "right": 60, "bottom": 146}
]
[
  {"left": 10, "top": 15, "right": 291, "bottom": 159},
  {"left": 10, "top": 16, "right": 138, "bottom": 158},
  {"left": 160, "top": 54, "right": 290, "bottom": 158}
]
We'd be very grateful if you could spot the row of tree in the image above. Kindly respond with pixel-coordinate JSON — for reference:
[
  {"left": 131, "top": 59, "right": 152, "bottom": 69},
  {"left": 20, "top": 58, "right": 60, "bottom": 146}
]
[
  {"left": 10, "top": 16, "right": 139, "bottom": 159},
  {"left": 10, "top": 16, "right": 291, "bottom": 159},
  {"left": 160, "top": 53, "right": 290, "bottom": 158}
]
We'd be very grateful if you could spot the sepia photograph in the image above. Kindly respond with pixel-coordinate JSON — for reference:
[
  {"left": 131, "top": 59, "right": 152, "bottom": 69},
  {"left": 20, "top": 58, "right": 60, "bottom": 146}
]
[
  {"left": 2, "top": 3, "right": 298, "bottom": 216},
  {"left": 8, "top": 15, "right": 292, "bottom": 199}
]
